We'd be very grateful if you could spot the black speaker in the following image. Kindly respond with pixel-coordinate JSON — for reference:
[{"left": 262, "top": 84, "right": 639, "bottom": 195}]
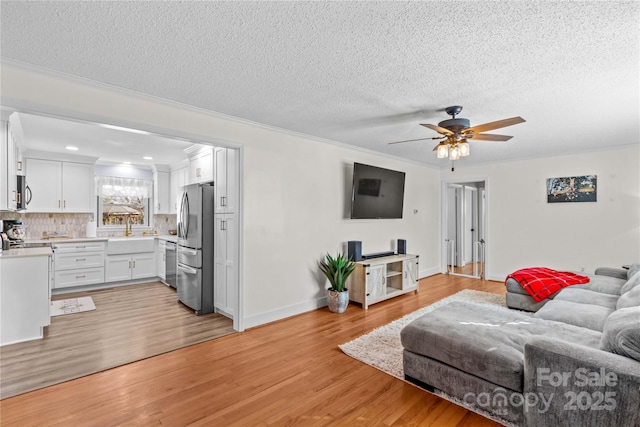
[
  {"left": 348, "top": 240, "right": 362, "bottom": 261},
  {"left": 397, "top": 239, "right": 407, "bottom": 254}
]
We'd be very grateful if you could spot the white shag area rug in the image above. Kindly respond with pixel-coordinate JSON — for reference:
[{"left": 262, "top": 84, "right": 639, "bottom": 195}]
[
  {"left": 51, "top": 297, "right": 96, "bottom": 316},
  {"left": 339, "top": 289, "right": 525, "bottom": 427},
  {"left": 339, "top": 289, "right": 509, "bottom": 378}
]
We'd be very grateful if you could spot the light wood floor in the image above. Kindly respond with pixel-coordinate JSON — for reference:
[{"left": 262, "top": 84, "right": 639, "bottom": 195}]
[
  {"left": 1, "top": 274, "right": 505, "bottom": 426},
  {"left": 0, "top": 281, "right": 234, "bottom": 399}
]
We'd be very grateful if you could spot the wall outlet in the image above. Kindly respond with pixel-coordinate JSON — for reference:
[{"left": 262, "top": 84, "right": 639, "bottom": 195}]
[{"left": 580, "top": 266, "right": 585, "bottom": 272}]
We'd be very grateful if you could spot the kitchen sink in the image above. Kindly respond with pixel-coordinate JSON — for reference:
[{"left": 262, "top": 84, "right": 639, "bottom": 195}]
[{"left": 107, "top": 236, "right": 155, "bottom": 254}]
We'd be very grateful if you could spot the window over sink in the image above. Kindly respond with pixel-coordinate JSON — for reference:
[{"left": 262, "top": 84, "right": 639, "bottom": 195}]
[{"left": 97, "top": 176, "right": 152, "bottom": 229}]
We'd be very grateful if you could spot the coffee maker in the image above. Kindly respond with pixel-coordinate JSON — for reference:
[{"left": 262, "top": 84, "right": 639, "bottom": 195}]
[{"left": 3, "top": 220, "right": 26, "bottom": 247}]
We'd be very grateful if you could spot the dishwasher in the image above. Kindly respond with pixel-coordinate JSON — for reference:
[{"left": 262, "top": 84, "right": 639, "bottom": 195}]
[{"left": 165, "top": 241, "right": 177, "bottom": 288}]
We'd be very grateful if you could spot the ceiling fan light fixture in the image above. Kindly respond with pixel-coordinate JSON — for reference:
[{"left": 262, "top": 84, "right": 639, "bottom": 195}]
[
  {"left": 459, "top": 141, "right": 470, "bottom": 157},
  {"left": 449, "top": 145, "right": 461, "bottom": 161},
  {"left": 436, "top": 143, "right": 449, "bottom": 158}
]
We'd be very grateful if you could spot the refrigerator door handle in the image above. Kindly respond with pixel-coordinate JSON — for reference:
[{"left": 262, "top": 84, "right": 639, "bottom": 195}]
[
  {"left": 183, "top": 192, "right": 190, "bottom": 239},
  {"left": 177, "top": 263, "right": 198, "bottom": 275},
  {"left": 179, "top": 248, "right": 198, "bottom": 256},
  {"left": 179, "top": 191, "right": 189, "bottom": 239}
]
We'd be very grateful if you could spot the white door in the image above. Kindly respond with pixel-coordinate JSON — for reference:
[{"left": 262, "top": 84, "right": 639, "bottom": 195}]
[
  {"left": 366, "top": 265, "right": 386, "bottom": 298},
  {"left": 26, "top": 158, "right": 62, "bottom": 212},
  {"left": 131, "top": 253, "right": 156, "bottom": 280},
  {"left": 214, "top": 214, "right": 236, "bottom": 317},
  {"left": 105, "top": 255, "right": 132, "bottom": 282},
  {"left": 402, "top": 257, "right": 418, "bottom": 290},
  {"left": 464, "top": 187, "right": 477, "bottom": 265},
  {"left": 62, "top": 162, "right": 94, "bottom": 212},
  {"left": 442, "top": 180, "right": 487, "bottom": 279}
]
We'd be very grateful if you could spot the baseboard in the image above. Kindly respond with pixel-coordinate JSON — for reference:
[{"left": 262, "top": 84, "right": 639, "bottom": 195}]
[
  {"left": 243, "top": 266, "right": 442, "bottom": 329},
  {"left": 419, "top": 266, "right": 441, "bottom": 278},
  {"left": 243, "top": 296, "right": 328, "bottom": 329},
  {"left": 486, "top": 272, "right": 507, "bottom": 282}
]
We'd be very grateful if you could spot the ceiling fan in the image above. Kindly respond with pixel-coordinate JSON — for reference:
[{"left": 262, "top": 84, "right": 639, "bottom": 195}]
[{"left": 390, "top": 106, "right": 525, "bottom": 162}]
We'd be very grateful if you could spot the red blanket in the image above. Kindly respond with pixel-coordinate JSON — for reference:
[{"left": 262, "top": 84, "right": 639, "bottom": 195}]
[{"left": 506, "top": 267, "right": 590, "bottom": 302}]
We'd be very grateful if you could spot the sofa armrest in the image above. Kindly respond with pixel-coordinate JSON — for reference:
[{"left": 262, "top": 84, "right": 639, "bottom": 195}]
[
  {"left": 523, "top": 336, "right": 640, "bottom": 427},
  {"left": 594, "top": 267, "right": 627, "bottom": 280}
]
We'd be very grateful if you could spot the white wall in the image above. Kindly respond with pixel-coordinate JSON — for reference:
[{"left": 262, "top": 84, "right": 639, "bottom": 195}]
[
  {"left": 441, "top": 145, "right": 640, "bottom": 279},
  {"left": 1, "top": 63, "right": 442, "bottom": 329}
]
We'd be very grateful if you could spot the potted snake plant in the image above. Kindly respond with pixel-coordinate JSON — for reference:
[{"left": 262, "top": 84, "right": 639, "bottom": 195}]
[{"left": 319, "top": 252, "right": 356, "bottom": 313}]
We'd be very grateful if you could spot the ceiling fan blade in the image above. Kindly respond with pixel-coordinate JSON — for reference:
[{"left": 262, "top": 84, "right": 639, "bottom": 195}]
[
  {"left": 389, "top": 136, "right": 444, "bottom": 145},
  {"left": 465, "top": 116, "right": 525, "bottom": 134},
  {"left": 420, "top": 123, "right": 454, "bottom": 135},
  {"left": 467, "top": 133, "right": 513, "bottom": 141}
]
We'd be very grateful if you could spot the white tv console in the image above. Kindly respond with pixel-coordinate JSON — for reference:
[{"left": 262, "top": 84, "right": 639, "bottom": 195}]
[{"left": 347, "top": 254, "right": 419, "bottom": 309}]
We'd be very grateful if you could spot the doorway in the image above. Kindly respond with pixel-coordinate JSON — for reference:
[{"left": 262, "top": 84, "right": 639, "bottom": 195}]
[{"left": 441, "top": 179, "right": 487, "bottom": 279}]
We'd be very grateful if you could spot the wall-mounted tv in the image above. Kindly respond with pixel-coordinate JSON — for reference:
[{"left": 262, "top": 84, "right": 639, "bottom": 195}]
[{"left": 350, "top": 162, "right": 405, "bottom": 219}]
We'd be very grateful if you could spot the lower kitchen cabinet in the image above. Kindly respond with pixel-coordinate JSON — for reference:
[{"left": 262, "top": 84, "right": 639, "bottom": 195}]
[
  {"left": 105, "top": 253, "right": 155, "bottom": 282},
  {"left": 52, "top": 241, "right": 106, "bottom": 289},
  {"left": 214, "top": 214, "right": 237, "bottom": 318},
  {"left": 1, "top": 253, "right": 51, "bottom": 346}
]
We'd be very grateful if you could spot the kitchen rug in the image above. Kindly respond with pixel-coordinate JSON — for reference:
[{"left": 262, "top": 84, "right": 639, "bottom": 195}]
[{"left": 51, "top": 297, "right": 96, "bottom": 316}]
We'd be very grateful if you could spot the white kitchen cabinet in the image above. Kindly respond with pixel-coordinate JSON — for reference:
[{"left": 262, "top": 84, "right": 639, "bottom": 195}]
[
  {"left": 187, "top": 146, "right": 213, "bottom": 184},
  {"left": 1, "top": 252, "right": 51, "bottom": 346},
  {"left": 25, "top": 158, "right": 94, "bottom": 213},
  {"left": 214, "top": 214, "right": 237, "bottom": 318},
  {"left": 347, "top": 254, "right": 420, "bottom": 309},
  {"left": 105, "top": 253, "right": 156, "bottom": 282},
  {"left": 52, "top": 241, "right": 106, "bottom": 289},
  {"left": 170, "top": 166, "right": 188, "bottom": 214},
  {"left": 156, "top": 239, "right": 166, "bottom": 281},
  {"left": 214, "top": 147, "right": 237, "bottom": 214},
  {"left": 154, "top": 169, "right": 170, "bottom": 214},
  {"left": 1, "top": 121, "right": 23, "bottom": 211}
]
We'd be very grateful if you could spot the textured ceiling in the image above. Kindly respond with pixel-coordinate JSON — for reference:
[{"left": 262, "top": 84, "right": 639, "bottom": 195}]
[{"left": 1, "top": 1, "right": 638, "bottom": 168}]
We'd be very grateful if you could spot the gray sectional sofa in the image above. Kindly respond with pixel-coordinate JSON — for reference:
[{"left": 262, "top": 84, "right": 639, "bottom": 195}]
[{"left": 401, "top": 264, "right": 640, "bottom": 427}]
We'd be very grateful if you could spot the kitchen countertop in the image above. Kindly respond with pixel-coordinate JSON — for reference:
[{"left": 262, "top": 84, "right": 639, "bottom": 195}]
[
  {"left": 0, "top": 246, "right": 53, "bottom": 258},
  {"left": 26, "top": 237, "right": 109, "bottom": 244},
  {"left": 156, "top": 235, "right": 178, "bottom": 243}
]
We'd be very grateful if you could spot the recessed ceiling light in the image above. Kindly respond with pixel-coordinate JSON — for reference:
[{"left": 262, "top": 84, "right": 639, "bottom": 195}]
[
  {"left": 122, "top": 161, "right": 132, "bottom": 165},
  {"left": 143, "top": 156, "right": 153, "bottom": 160},
  {"left": 65, "top": 146, "right": 79, "bottom": 151}
]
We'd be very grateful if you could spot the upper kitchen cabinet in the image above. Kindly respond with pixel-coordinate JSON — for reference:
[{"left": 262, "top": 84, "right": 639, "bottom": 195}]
[
  {"left": 153, "top": 165, "right": 171, "bottom": 215},
  {"left": 214, "top": 147, "right": 237, "bottom": 214},
  {"left": 25, "top": 156, "right": 95, "bottom": 213},
  {"left": 186, "top": 145, "right": 214, "bottom": 184},
  {"left": 169, "top": 162, "right": 189, "bottom": 215},
  {"left": 1, "top": 120, "right": 24, "bottom": 211}
]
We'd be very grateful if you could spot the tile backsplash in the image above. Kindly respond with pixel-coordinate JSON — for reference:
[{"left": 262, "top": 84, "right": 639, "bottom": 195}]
[{"left": 0, "top": 212, "right": 177, "bottom": 239}]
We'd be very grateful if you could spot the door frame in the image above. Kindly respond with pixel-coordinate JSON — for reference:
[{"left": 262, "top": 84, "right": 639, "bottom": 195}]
[
  {"left": 1, "top": 103, "right": 245, "bottom": 331},
  {"left": 440, "top": 177, "right": 489, "bottom": 279}
]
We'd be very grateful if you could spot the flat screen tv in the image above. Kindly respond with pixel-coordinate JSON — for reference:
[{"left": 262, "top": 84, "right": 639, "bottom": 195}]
[{"left": 350, "top": 162, "right": 405, "bottom": 219}]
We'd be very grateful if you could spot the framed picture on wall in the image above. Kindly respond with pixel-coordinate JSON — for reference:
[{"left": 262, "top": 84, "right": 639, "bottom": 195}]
[{"left": 547, "top": 175, "right": 597, "bottom": 203}]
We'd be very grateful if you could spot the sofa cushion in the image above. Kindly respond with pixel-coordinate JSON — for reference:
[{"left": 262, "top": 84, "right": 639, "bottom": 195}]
[
  {"left": 533, "top": 300, "right": 614, "bottom": 331},
  {"left": 505, "top": 277, "right": 533, "bottom": 295},
  {"left": 617, "top": 286, "right": 640, "bottom": 309},
  {"left": 400, "top": 301, "right": 602, "bottom": 392},
  {"left": 600, "top": 306, "right": 640, "bottom": 362},
  {"left": 621, "top": 271, "right": 640, "bottom": 295},
  {"left": 506, "top": 292, "right": 550, "bottom": 312},
  {"left": 554, "top": 288, "right": 618, "bottom": 309},
  {"left": 570, "top": 274, "right": 625, "bottom": 295},
  {"left": 628, "top": 263, "right": 640, "bottom": 280}
]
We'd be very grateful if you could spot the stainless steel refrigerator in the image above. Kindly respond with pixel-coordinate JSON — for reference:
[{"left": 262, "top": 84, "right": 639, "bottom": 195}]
[{"left": 177, "top": 182, "right": 215, "bottom": 315}]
